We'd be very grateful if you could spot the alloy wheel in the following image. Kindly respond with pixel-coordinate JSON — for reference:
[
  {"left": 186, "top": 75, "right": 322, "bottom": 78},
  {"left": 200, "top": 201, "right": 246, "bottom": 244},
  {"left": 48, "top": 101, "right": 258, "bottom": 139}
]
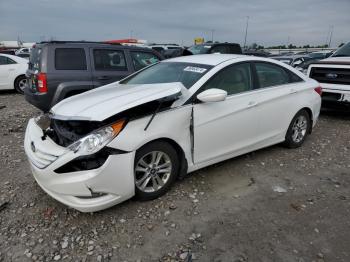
[
  {"left": 135, "top": 151, "right": 172, "bottom": 193},
  {"left": 291, "top": 115, "right": 307, "bottom": 143},
  {"left": 18, "top": 78, "right": 27, "bottom": 92}
]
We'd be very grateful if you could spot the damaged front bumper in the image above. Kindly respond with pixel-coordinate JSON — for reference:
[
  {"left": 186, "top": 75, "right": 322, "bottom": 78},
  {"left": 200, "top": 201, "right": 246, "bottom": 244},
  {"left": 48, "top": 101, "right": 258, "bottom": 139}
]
[{"left": 24, "top": 119, "right": 135, "bottom": 212}]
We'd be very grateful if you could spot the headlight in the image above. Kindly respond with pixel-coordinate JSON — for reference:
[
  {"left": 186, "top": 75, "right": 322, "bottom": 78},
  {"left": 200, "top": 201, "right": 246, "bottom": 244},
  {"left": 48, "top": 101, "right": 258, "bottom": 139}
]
[{"left": 68, "top": 119, "right": 126, "bottom": 156}]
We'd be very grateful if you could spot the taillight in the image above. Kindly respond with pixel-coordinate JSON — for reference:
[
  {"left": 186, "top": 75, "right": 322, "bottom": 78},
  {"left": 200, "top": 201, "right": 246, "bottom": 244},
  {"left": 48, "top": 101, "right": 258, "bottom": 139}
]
[
  {"left": 314, "top": 86, "right": 322, "bottom": 96},
  {"left": 37, "top": 73, "right": 47, "bottom": 93}
]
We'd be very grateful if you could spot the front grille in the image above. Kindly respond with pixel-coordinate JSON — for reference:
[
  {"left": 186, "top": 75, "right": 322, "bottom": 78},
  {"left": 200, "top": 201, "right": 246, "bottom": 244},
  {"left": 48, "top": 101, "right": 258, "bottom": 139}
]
[
  {"left": 310, "top": 67, "right": 350, "bottom": 85},
  {"left": 27, "top": 142, "right": 60, "bottom": 169}
]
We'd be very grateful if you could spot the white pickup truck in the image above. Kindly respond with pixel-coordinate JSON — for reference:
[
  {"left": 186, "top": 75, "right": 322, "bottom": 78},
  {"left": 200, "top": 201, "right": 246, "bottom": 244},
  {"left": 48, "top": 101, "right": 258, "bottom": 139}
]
[{"left": 308, "top": 42, "right": 350, "bottom": 108}]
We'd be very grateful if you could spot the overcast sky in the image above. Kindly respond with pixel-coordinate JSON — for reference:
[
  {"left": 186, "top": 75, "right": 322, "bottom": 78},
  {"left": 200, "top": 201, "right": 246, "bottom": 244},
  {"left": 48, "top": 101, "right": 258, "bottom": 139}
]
[{"left": 0, "top": 0, "right": 349, "bottom": 47}]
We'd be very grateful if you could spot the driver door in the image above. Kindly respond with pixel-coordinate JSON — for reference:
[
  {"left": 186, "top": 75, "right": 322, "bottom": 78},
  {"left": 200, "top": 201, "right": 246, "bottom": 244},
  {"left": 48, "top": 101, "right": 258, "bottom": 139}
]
[{"left": 193, "top": 62, "right": 261, "bottom": 164}]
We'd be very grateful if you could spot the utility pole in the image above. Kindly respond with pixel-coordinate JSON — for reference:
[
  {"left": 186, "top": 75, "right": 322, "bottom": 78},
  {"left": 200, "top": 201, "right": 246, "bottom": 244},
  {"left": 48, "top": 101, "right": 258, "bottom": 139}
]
[
  {"left": 211, "top": 29, "right": 214, "bottom": 42},
  {"left": 243, "top": 16, "right": 249, "bottom": 49},
  {"left": 328, "top": 25, "right": 334, "bottom": 48},
  {"left": 130, "top": 30, "right": 133, "bottom": 39}
]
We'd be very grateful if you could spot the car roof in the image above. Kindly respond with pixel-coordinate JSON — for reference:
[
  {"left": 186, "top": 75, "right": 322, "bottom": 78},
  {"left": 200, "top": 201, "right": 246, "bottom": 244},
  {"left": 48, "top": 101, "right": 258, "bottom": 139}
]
[
  {"left": 165, "top": 54, "right": 247, "bottom": 65},
  {"left": 35, "top": 41, "right": 155, "bottom": 52}
]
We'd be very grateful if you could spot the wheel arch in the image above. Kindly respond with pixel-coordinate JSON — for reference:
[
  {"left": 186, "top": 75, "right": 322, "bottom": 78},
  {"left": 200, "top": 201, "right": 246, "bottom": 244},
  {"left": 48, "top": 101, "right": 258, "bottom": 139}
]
[
  {"left": 136, "top": 137, "right": 188, "bottom": 180},
  {"left": 14, "top": 74, "right": 26, "bottom": 88},
  {"left": 300, "top": 107, "right": 313, "bottom": 133}
]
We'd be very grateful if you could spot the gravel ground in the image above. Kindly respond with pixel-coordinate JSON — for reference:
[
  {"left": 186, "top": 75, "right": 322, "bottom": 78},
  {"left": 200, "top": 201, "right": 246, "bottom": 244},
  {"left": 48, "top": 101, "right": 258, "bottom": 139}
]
[{"left": 0, "top": 92, "right": 349, "bottom": 262}]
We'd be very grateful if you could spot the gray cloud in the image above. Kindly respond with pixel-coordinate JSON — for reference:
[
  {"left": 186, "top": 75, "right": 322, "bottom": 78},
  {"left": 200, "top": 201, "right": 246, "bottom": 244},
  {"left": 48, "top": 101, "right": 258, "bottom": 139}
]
[{"left": 0, "top": 0, "right": 349, "bottom": 47}]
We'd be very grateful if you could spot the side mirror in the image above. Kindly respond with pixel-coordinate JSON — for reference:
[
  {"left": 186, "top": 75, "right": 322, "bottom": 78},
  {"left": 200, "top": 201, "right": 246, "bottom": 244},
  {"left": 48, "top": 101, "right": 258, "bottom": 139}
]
[{"left": 197, "top": 88, "right": 227, "bottom": 103}]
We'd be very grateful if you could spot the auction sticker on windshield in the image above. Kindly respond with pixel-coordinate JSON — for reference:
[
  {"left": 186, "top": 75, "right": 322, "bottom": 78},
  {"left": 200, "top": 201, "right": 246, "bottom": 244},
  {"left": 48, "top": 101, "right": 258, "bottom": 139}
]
[{"left": 184, "top": 66, "right": 207, "bottom": 73}]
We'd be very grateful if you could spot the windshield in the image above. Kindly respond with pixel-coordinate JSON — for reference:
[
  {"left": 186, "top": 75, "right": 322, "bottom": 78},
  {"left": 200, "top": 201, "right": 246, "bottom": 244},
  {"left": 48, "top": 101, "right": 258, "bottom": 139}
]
[
  {"left": 120, "top": 62, "right": 213, "bottom": 88},
  {"left": 332, "top": 43, "right": 350, "bottom": 57},
  {"left": 187, "top": 44, "right": 211, "bottom": 55}
]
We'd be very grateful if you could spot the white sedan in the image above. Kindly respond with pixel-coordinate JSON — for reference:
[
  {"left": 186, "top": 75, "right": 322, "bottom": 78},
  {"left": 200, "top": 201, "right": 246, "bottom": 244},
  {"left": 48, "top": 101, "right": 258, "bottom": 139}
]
[
  {"left": 24, "top": 54, "right": 321, "bottom": 212},
  {"left": 0, "top": 53, "right": 28, "bottom": 93}
]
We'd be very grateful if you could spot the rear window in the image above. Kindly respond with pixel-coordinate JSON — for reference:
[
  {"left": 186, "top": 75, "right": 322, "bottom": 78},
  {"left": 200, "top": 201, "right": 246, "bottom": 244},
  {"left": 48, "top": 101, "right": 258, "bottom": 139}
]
[
  {"left": 29, "top": 47, "right": 42, "bottom": 70},
  {"left": 55, "top": 48, "right": 87, "bottom": 70}
]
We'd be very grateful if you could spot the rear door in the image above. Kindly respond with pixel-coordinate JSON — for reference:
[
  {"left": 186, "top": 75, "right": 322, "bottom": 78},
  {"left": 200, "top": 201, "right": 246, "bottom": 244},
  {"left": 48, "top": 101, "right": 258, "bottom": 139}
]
[
  {"left": 91, "top": 48, "right": 132, "bottom": 87},
  {"left": 251, "top": 61, "right": 306, "bottom": 142},
  {"left": 0, "top": 55, "right": 17, "bottom": 89}
]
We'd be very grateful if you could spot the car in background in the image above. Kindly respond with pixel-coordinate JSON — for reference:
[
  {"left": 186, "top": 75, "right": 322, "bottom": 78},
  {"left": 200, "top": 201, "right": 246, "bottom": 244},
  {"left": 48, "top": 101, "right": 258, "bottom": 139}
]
[
  {"left": 0, "top": 53, "right": 28, "bottom": 93},
  {"left": 17, "top": 53, "right": 30, "bottom": 59},
  {"left": 243, "top": 50, "right": 270, "bottom": 57},
  {"left": 295, "top": 59, "right": 319, "bottom": 74},
  {"left": 331, "top": 42, "right": 350, "bottom": 58},
  {"left": 309, "top": 51, "right": 332, "bottom": 60},
  {"left": 24, "top": 41, "right": 163, "bottom": 112},
  {"left": 186, "top": 43, "right": 242, "bottom": 55},
  {"left": 15, "top": 47, "right": 31, "bottom": 55},
  {"left": 24, "top": 54, "right": 321, "bottom": 212},
  {"left": 149, "top": 44, "right": 183, "bottom": 53},
  {"left": 0, "top": 49, "right": 16, "bottom": 55},
  {"left": 308, "top": 42, "right": 350, "bottom": 109},
  {"left": 271, "top": 55, "right": 312, "bottom": 67}
]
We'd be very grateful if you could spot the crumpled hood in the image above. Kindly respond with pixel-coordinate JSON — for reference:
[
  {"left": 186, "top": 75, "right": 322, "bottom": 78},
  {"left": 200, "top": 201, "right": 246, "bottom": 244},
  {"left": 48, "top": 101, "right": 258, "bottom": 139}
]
[{"left": 51, "top": 82, "right": 184, "bottom": 121}]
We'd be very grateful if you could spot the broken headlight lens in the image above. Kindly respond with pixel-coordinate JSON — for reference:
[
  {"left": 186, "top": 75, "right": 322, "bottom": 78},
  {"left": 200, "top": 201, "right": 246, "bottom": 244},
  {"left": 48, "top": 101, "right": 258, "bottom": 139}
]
[{"left": 68, "top": 119, "right": 126, "bottom": 156}]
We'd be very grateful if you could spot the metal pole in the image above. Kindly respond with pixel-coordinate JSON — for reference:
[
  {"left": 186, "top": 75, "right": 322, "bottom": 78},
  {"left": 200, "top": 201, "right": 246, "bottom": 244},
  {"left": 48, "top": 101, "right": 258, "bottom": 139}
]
[
  {"left": 211, "top": 30, "right": 214, "bottom": 42},
  {"left": 243, "top": 16, "right": 249, "bottom": 49},
  {"left": 328, "top": 26, "right": 333, "bottom": 48}
]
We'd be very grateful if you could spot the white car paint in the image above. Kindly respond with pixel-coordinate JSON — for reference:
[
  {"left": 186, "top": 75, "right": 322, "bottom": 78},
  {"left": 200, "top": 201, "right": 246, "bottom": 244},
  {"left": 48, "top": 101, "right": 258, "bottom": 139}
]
[
  {"left": 24, "top": 54, "right": 321, "bottom": 212},
  {"left": 52, "top": 82, "right": 184, "bottom": 121},
  {"left": 0, "top": 54, "right": 28, "bottom": 90}
]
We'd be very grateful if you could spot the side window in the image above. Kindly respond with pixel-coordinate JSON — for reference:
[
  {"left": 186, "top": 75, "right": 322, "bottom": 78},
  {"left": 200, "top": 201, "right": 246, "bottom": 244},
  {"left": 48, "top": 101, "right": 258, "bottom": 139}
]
[
  {"left": 7, "top": 58, "right": 16, "bottom": 64},
  {"left": 130, "top": 52, "right": 160, "bottom": 71},
  {"left": 0, "top": 56, "right": 16, "bottom": 65},
  {"left": 55, "top": 48, "right": 87, "bottom": 70},
  {"left": 93, "top": 49, "right": 127, "bottom": 71},
  {"left": 0, "top": 56, "right": 7, "bottom": 65},
  {"left": 255, "top": 62, "right": 290, "bottom": 88},
  {"left": 210, "top": 45, "right": 229, "bottom": 54},
  {"left": 202, "top": 63, "right": 252, "bottom": 95}
]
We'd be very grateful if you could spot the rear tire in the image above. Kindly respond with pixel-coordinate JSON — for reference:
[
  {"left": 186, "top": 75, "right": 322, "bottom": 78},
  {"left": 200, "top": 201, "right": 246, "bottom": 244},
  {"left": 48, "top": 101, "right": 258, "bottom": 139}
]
[
  {"left": 283, "top": 109, "right": 311, "bottom": 148},
  {"left": 14, "top": 75, "right": 27, "bottom": 94},
  {"left": 134, "top": 141, "right": 179, "bottom": 201}
]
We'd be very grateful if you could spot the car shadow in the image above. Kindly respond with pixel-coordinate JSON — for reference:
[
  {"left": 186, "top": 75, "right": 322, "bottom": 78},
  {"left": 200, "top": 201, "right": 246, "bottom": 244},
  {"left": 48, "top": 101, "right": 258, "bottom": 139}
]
[{"left": 0, "top": 90, "right": 17, "bottom": 95}]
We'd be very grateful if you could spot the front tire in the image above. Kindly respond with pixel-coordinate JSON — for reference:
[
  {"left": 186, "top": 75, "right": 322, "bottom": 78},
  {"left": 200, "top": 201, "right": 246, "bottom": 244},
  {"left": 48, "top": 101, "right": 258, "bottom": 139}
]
[
  {"left": 134, "top": 141, "right": 179, "bottom": 201},
  {"left": 14, "top": 75, "right": 27, "bottom": 94},
  {"left": 284, "top": 109, "right": 311, "bottom": 148}
]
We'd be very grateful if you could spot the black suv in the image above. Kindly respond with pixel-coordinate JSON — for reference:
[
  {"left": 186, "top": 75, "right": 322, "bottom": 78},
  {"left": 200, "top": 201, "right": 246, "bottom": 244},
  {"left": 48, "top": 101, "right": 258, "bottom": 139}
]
[
  {"left": 186, "top": 43, "right": 242, "bottom": 55},
  {"left": 25, "top": 41, "right": 163, "bottom": 112}
]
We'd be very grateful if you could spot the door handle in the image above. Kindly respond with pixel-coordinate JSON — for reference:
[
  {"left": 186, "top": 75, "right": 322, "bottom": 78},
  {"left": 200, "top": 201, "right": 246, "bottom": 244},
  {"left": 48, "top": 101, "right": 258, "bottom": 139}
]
[
  {"left": 247, "top": 101, "right": 258, "bottom": 107},
  {"left": 97, "top": 76, "right": 110, "bottom": 80},
  {"left": 8, "top": 69, "right": 15, "bottom": 71},
  {"left": 290, "top": 88, "right": 298, "bottom": 94}
]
